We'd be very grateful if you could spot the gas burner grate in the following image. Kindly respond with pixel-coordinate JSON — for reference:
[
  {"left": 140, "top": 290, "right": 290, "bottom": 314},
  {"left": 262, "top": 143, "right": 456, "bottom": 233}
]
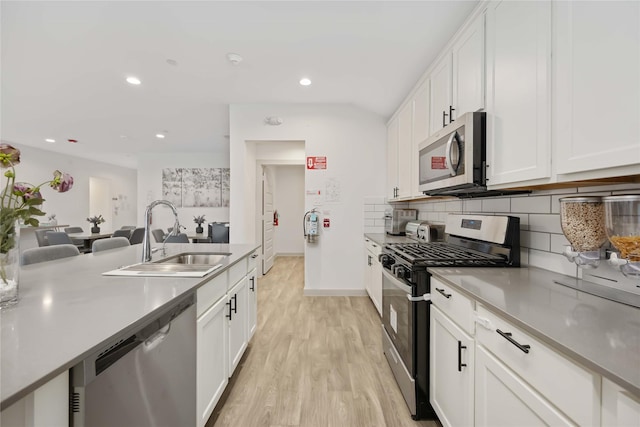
[{"left": 386, "top": 242, "right": 508, "bottom": 266}]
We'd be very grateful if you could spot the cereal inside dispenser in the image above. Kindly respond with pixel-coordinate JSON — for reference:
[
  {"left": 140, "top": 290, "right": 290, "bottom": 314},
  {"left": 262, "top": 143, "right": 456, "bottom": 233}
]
[
  {"left": 603, "top": 195, "right": 640, "bottom": 278},
  {"left": 559, "top": 196, "right": 607, "bottom": 268}
]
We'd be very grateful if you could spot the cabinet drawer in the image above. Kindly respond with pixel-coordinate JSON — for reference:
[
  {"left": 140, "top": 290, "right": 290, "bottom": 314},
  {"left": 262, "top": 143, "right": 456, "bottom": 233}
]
[
  {"left": 228, "top": 259, "right": 247, "bottom": 289},
  {"left": 197, "top": 272, "right": 227, "bottom": 317},
  {"left": 247, "top": 250, "right": 259, "bottom": 271},
  {"left": 431, "top": 277, "right": 475, "bottom": 335},
  {"left": 364, "top": 238, "right": 382, "bottom": 257},
  {"left": 475, "top": 304, "right": 600, "bottom": 426}
]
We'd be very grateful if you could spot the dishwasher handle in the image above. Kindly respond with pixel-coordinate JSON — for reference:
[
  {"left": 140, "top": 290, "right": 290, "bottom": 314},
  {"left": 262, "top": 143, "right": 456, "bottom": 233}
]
[{"left": 143, "top": 323, "right": 171, "bottom": 353}]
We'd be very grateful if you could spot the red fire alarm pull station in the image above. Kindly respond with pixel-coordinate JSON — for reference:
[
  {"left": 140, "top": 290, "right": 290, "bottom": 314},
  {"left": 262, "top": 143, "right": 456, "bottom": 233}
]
[{"left": 323, "top": 218, "right": 330, "bottom": 228}]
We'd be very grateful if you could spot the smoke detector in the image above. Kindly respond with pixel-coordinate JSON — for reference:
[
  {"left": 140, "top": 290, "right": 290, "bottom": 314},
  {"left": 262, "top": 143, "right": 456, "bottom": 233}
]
[
  {"left": 226, "top": 53, "right": 243, "bottom": 65},
  {"left": 264, "top": 116, "right": 283, "bottom": 126}
]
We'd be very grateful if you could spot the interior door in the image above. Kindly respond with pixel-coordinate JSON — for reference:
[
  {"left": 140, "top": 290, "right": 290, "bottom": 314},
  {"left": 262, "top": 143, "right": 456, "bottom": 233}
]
[{"left": 262, "top": 169, "right": 275, "bottom": 274}]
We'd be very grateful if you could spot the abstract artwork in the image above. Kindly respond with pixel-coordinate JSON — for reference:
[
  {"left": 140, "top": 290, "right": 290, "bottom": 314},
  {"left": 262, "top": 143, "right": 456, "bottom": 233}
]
[{"left": 162, "top": 168, "right": 230, "bottom": 207}]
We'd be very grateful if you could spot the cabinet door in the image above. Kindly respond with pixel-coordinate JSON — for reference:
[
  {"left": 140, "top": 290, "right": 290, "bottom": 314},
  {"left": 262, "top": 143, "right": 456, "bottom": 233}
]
[
  {"left": 197, "top": 296, "right": 229, "bottom": 427},
  {"left": 228, "top": 276, "right": 249, "bottom": 376},
  {"left": 475, "top": 346, "right": 573, "bottom": 426},
  {"left": 553, "top": 1, "right": 640, "bottom": 176},
  {"left": 602, "top": 377, "right": 640, "bottom": 426},
  {"left": 387, "top": 117, "right": 399, "bottom": 199},
  {"left": 452, "top": 12, "right": 485, "bottom": 118},
  {"left": 370, "top": 251, "right": 383, "bottom": 317},
  {"left": 247, "top": 267, "right": 257, "bottom": 340},
  {"left": 397, "top": 101, "right": 413, "bottom": 198},
  {"left": 485, "top": 0, "right": 551, "bottom": 186},
  {"left": 364, "top": 243, "right": 373, "bottom": 298},
  {"left": 430, "top": 307, "right": 474, "bottom": 427},
  {"left": 430, "top": 54, "right": 453, "bottom": 135},
  {"left": 412, "top": 80, "right": 430, "bottom": 197}
]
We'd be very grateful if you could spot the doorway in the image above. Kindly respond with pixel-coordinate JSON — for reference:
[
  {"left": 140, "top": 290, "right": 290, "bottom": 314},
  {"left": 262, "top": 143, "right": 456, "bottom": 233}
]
[
  {"left": 89, "top": 177, "right": 112, "bottom": 228},
  {"left": 262, "top": 167, "right": 275, "bottom": 274}
]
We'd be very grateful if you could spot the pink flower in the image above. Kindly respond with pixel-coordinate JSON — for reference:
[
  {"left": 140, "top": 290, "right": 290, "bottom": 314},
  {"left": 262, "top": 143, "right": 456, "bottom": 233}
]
[
  {"left": 12, "top": 183, "right": 42, "bottom": 201},
  {"left": 50, "top": 170, "right": 74, "bottom": 193},
  {"left": 0, "top": 144, "right": 20, "bottom": 167}
]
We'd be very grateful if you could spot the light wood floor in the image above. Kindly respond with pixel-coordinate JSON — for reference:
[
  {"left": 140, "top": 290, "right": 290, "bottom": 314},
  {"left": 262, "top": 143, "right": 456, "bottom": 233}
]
[{"left": 211, "top": 256, "right": 438, "bottom": 427}]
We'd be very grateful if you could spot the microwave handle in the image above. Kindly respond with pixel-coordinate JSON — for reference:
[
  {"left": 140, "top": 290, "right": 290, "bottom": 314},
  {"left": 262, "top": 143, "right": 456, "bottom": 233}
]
[{"left": 445, "top": 131, "right": 460, "bottom": 176}]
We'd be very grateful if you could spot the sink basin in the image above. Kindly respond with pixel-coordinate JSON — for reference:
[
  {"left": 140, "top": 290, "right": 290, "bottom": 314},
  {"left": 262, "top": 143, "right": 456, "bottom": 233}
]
[
  {"left": 155, "top": 252, "right": 231, "bottom": 265},
  {"left": 103, "top": 252, "right": 230, "bottom": 277}
]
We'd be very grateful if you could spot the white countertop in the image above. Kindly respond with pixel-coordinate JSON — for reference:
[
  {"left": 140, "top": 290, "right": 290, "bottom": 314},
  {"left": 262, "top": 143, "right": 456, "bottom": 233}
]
[
  {"left": 0, "top": 242, "right": 258, "bottom": 409},
  {"left": 429, "top": 266, "right": 640, "bottom": 397}
]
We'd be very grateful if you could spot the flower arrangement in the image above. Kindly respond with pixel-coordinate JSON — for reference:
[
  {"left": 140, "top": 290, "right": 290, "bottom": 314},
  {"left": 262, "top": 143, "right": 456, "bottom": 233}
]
[
  {"left": 86, "top": 215, "right": 106, "bottom": 226},
  {"left": 47, "top": 214, "right": 56, "bottom": 222},
  {"left": 193, "top": 215, "right": 206, "bottom": 225},
  {"left": 0, "top": 143, "right": 74, "bottom": 306}
]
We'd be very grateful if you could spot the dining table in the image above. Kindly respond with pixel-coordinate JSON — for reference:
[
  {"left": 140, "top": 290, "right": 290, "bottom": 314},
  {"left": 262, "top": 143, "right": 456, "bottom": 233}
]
[
  {"left": 186, "top": 232, "right": 211, "bottom": 243},
  {"left": 67, "top": 231, "right": 113, "bottom": 251}
]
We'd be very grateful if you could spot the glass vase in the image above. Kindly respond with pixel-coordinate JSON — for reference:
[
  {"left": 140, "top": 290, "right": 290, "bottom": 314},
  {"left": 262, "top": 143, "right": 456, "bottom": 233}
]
[{"left": 0, "top": 221, "right": 20, "bottom": 308}]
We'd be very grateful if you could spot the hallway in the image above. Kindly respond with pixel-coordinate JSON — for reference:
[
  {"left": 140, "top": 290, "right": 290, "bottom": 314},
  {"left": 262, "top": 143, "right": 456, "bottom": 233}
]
[{"left": 211, "top": 256, "right": 436, "bottom": 427}]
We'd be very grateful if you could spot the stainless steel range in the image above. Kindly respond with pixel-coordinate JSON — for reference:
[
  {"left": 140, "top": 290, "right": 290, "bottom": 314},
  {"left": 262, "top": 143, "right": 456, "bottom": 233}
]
[{"left": 380, "top": 214, "right": 520, "bottom": 420}]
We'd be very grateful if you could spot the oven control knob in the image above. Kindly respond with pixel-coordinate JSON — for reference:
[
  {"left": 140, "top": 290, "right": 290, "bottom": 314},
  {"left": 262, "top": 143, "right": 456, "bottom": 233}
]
[{"left": 394, "top": 265, "right": 405, "bottom": 278}]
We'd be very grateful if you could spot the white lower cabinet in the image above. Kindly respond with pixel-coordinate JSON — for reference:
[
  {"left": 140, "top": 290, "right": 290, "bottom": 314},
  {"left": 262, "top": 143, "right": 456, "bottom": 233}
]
[
  {"left": 602, "top": 377, "right": 640, "bottom": 427},
  {"left": 430, "top": 306, "right": 474, "bottom": 427},
  {"left": 196, "top": 295, "right": 229, "bottom": 427},
  {"left": 248, "top": 267, "right": 257, "bottom": 340},
  {"left": 364, "top": 237, "right": 382, "bottom": 316},
  {"left": 228, "top": 275, "right": 249, "bottom": 376},
  {"left": 475, "top": 345, "right": 573, "bottom": 426}
]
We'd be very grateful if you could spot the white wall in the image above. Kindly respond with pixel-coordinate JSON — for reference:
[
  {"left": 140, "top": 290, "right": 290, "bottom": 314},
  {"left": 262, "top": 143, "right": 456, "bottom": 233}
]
[
  {"left": 10, "top": 144, "right": 137, "bottom": 230},
  {"left": 230, "top": 104, "right": 387, "bottom": 294},
  {"left": 137, "top": 149, "right": 230, "bottom": 234},
  {"left": 273, "top": 165, "right": 305, "bottom": 255}
]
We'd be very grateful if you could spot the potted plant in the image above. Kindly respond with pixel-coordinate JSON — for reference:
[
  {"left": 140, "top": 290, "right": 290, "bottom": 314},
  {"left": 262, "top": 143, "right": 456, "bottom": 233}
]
[
  {"left": 47, "top": 214, "right": 57, "bottom": 226},
  {"left": 193, "top": 215, "right": 206, "bottom": 234},
  {"left": 87, "top": 215, "right": 105, "bottom": 233}
]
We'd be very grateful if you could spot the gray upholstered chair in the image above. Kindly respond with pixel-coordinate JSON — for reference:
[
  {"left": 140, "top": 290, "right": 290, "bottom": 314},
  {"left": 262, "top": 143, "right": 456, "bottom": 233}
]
[
  {"left": 112, "top": 229, "right": 132, "bottom": 239},
  {"left": 152, "top": 229, "right": 165, "bottom": 243},
  {"left": 92, "top": 237, "right": 131, "bottom": 253},
  {"left": 164, "top": 233, "right": 189, "bottom": 243},
  {"left": 21, "top": 244, "right": 80, "bottom": 265},
  {"left": 64, "top": 227, "right": 84, "bottom": 233},
  {"left": 129, "top": 227, "right": 145, "bottom": 245},
  {"left": 120, "top": 225, "right": 136, "bottom": 230},
  {"left": 34, "top": 229, "right": 51, "bottom": 247},
  {"left": 46, "top": 232, "right": 74, "bottom": 246}
]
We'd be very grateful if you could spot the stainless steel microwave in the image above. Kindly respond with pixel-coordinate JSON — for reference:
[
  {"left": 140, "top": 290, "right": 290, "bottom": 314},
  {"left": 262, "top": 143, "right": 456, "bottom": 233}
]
[{"left": 418, "top": 111, "right": 486, "bottom": 196}]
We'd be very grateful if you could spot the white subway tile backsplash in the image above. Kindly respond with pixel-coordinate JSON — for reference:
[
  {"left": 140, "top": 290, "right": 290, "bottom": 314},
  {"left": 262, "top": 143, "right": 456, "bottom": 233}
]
[
  {"left": 463, "top": 199, "right": 482, "bottom": 212},
  {"left": 482, "top": 197, "right": 510, "bottom": 212},
  {"left": 519, "top": 248, "right": 529, "bottom": 266},
  {"left": 522, "top": 231, "right": 550, "bottom": 251},
  {"left": 550, "top": 234, "right": 570, "bottom": 254},
  {"left": 507, "top": 213, "right": 529, "bottom": 230},
  {"left": 364, "top": 204, "right": 376, "bottom": 212},
  {"left": 374, "top": 204, "right": 390, "bottom": 212},
  {"left": 511, "top": 195, "right": 551, "bottom": 214},
  {"left": 364, "top": 219, "right": 375, "bottom": 227},
  {"left": 365, "top": 211, "right": 384, "bottom": 219},
  {"left": 364, "top": 226, "right": 384, "bottom": 234},
  {"left": 433, "top": 202, "right": 448, "bottom": 212},
  {"left": 374, "top": 219, "right": 386, "bottom": 227},
  {"left": 445, "top": 200, "right": 463, "bottom": 212},
  {"left": 528, "top": 249, "right": 577, "bottom": 277},
  {"left": 529, "top": 214, "right": 562, "bottom": 234}
]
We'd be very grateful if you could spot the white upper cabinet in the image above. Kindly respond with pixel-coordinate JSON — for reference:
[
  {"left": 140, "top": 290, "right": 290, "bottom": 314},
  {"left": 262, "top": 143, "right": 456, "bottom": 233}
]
[
  {"left": 397, "top": 101, "right": 414, "bottom": 198},
  {"left": 553, "top": 1, "right": 640, "bottom": 179},
  {"left": 412, "top": 79, "right": 430, "bottom": 197},
  {"left": 386, "top": 116, "right": 399, "bottom": 199},
  {"left": 485, "top": 0, "right": 552, "bottom": 187},
  {"left": 429, "top": 54, "right": 453, "bottom": 136},
  {"left": 452, "top": 13, "right": 485, "bottom": 119}
]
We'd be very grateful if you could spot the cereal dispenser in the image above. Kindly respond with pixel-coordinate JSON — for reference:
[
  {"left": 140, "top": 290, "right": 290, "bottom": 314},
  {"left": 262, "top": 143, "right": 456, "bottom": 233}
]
[
  {"left": 603, "top": 195, "right": 640, "bottom": 278},
  {"left": 559, "top": 196, "right": 607, "bottom": 268}
]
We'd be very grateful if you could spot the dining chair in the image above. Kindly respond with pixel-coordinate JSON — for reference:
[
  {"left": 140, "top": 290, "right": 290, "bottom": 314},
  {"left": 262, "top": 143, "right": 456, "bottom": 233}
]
[
  {"left": 46, "top": 232, "right": 74, "bottom": 246},
  {"left": 34, "top": 229, "right": 51, "bottom": 247},
  {"left": 129, "top": 227, "right": 145, "bottom": 245},
  {"left": 92, "top": 237, "right": 131, "bottom": 253},
  {"left": 64, "top": 227, "right": 84, "bottom": 233},
  {"left": 164, "top": 233, "right": 189, "bottom": 243},
  {"left": 152, "top": 229, "right": 165, "bottom": 243},
  {"left": 112, "top": 229, "right": 132, "bottom": 239},
  {"left": 21, "top": 244, "right": 80, "bottom": 266},
  {"left": 120, "top": 225, "right": 136, "bottom": 230}
]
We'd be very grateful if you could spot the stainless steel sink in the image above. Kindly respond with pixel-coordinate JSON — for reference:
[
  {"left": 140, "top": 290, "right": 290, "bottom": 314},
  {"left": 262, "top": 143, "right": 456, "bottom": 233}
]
[
  {"left": 103, "top": 252, "right": 230, "bottom": 277},
  {"left": 155, "top": 252, "right": 231, "bottom": 265}
]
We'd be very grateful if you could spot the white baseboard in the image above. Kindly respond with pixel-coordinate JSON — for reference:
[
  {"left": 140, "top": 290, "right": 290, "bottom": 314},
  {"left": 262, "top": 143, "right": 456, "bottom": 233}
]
[
  {"left": 303, "top": 288, "right": 368, "bottom": 297},
  {"left": 276, "top": 253, "right": 304, "bottom": 257}
]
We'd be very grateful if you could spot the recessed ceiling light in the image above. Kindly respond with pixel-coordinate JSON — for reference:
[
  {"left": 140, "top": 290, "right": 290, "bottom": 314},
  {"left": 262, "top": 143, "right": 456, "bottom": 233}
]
[
  {"left": 166, "top": 59, "right": 178, "bottom": 66},
  {"left": 226, "top": 53, "right": 243, "bottom": 65},
  {"left": 155, "top": 133, "right": 166, "bottom": 139},
  {"left": 299, "top": 78, "right": 312, "bottom": 86},
  {"left": 126, "top": 76, "right": 141, "bottom": 85},
  {"left": 45, "top": 138, "right": 55, "bottom": 143}
]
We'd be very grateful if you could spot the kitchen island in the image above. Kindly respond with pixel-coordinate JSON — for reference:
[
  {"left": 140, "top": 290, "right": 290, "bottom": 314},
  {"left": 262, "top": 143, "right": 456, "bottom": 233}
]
[{"left": 0, "top": 242, "right": 259, "bottom": 414}]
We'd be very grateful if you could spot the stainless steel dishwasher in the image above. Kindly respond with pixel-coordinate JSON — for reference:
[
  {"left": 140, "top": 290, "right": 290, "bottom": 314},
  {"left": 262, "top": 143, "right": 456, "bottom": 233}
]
[{"left": 71, "top": 294, "right": 196, "bottom": 427}]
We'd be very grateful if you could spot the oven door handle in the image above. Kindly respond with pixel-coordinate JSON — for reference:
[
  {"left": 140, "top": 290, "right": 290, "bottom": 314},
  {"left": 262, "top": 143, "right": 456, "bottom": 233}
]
[
  {"left": 382, "top": 268, "right": 413, "bottom": 294},
  {"left": 407, "top": 293, "right": 431, "bottom": 302}
]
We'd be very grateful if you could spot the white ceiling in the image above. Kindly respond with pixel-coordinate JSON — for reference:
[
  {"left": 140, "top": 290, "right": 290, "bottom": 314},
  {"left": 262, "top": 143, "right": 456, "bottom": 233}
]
[{"left": 1, "top": 1, "right": 478, "bottom": 169}]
